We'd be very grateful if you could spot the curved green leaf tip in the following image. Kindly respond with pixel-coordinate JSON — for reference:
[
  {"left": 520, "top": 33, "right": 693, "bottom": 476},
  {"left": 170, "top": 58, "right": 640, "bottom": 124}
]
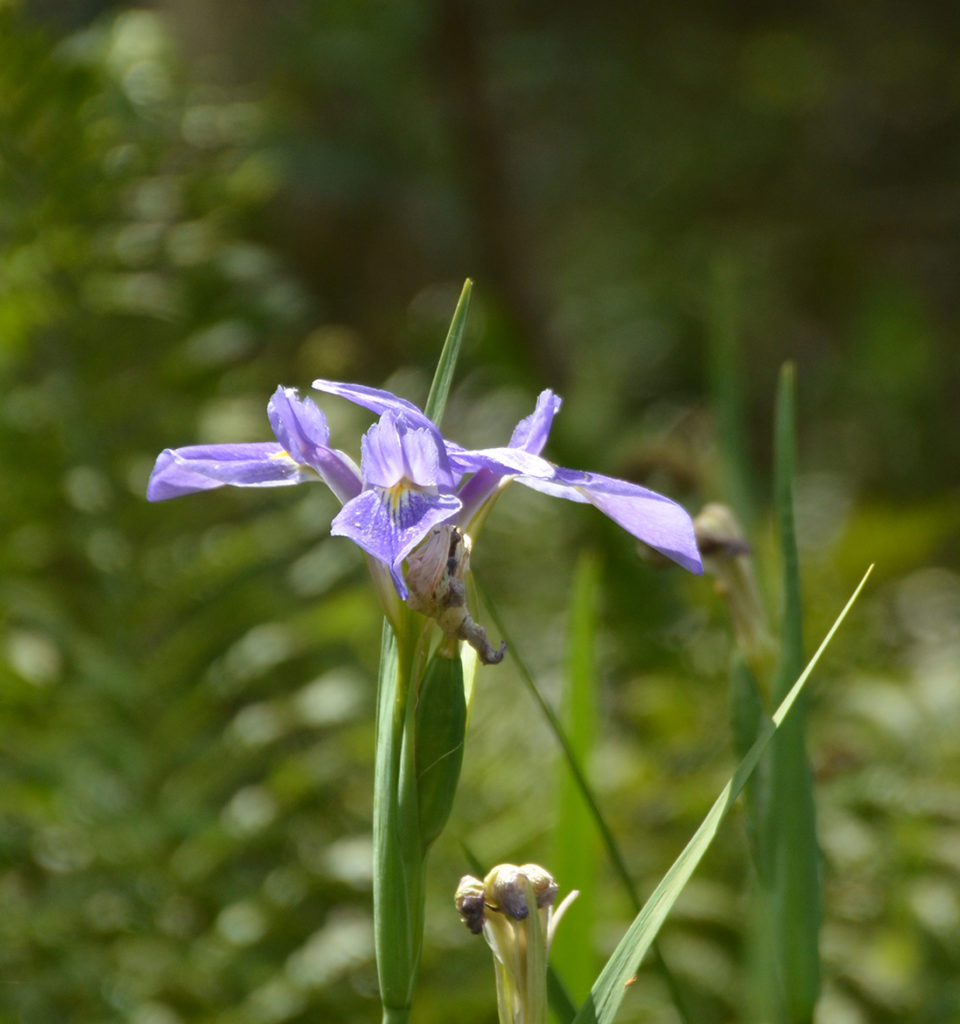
[{"left": 424, "top": 278, "right": 473, "bottom": 427}]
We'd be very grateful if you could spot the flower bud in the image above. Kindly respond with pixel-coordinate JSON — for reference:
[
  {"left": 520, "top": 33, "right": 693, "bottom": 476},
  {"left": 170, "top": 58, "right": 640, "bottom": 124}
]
[{"left": 694, "top": 503, "right": 772, "bottom": 668}]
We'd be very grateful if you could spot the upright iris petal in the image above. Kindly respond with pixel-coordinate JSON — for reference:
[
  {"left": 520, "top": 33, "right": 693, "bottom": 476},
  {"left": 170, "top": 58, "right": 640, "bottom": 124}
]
[
  {"left": 267, "top": 387, "right": 362, "bottom": 503},
  {"left": 508, "top": 389, "right": 563, "bottom": 454},
  {"left": 331, "top": 412, "right": 462, "bottom": 597}
]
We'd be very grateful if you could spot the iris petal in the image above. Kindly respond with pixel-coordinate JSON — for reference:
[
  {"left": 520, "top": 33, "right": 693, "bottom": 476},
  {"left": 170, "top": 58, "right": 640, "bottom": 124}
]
[
  {"left": 447, "top": 444, "right": 553, "bottom": 479},
  {"left": 517, "top": 467, "right": 703, "bottom": 574},
  {"left": 267, "top": 387, "right": 362, "bottom": 503},
  {"left": 359, "top": 409, "right": 455, "bottom": 491},
  {"left": 147, "top": 443, "right": 302, "bottom": 501},
  {"left": 508, "top": 390, "right": 562, "bottom": 454},
  {"left": 331, "top": 486, "right": 462, "bottom": 598},
  {"left": 268, "top": 386, "right": 330, "bottom": 460},
  {"left": 312, "top": 379, "right": 431, "bottom": 429}
]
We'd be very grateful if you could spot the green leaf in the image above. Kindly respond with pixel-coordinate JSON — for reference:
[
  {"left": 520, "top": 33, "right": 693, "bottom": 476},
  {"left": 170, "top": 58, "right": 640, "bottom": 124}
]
[
  {"left": 767, "top": 362, "right": 821, "bottom": 1021},
  {"left": 424, "top": 279, "right": 472, "bottom": 427},
  {"left": 547, "top": 970, "right": 579, "bottom": 1024},
  {"left": 415, "top": 652, "right": 467, "bottom": 852},
  {"left": 570, "top": 566, "right": 872, "bottom": 1024},
  {"left": 728, "top": 653, "right": 770, "bottom": 876}
]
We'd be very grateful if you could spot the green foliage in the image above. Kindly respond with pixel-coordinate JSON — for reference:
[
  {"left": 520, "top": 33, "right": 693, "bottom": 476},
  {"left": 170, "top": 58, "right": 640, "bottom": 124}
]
[
  {"left": 572, "top": 569, "right": 872, "bottom": 1024},
  {"left": 767, "top": 365, "right": 821, "bottom": 1021},
  {"left": 423, "top": 279, "right": 472, "bottom": 428},
  {"left": 550, "top": 552, "right": 601, "bottom": 1002},
  {"left": 2, "top": 3, "right": 958, "bottom": 1023},
  {"left": 415, "top": 653, "right": 467, "bottom": 853},
  {"left": 372, "top": 623, "right": 423, "bottom": 1023}
]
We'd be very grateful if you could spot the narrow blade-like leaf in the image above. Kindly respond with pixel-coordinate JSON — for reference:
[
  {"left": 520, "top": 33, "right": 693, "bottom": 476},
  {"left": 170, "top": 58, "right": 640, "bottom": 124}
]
[
  {"left": 424, "top": 279, "right": 473, "bottom": 427},
  {"left": 551, "top": 552, "right": 601, "bottom": 1001},
  {"left": 571, "top": 566, "right": 872, "bottom": 1024},
  {"left": 768, "top": 362, "right": 821, "bottom": 1021}
]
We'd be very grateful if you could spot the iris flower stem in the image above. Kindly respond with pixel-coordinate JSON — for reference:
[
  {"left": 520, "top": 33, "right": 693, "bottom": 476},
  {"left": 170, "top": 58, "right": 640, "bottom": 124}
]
[{"left": 373, "top": 613, "right": 427, "bottom": 1024}]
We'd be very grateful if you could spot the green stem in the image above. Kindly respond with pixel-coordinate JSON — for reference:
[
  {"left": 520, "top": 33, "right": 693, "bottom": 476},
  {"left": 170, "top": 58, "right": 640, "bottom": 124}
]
[
  {"left": 373, "top": 617, "right": 426, "bottom": 1019},
  {"left": 382, "top": 1007, "right": 412, "bottom": 1024}
]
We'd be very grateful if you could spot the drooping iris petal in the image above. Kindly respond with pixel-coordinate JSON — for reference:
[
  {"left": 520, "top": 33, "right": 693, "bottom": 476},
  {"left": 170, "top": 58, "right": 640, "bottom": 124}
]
[
  {"left": 267, "top": 387, "right": 362, "bottom": 503},
  {"left": 508, "top": 389, "right": 562, "bottom": 454},
  {"left": 147, "top": 443, "right": 303, "bottom": 501},
  {"left": 331, "top": 486, "right": 462, "bottom": 597},
  {"left": 517, "top": 467, "right": 703, "bottom": 574}
]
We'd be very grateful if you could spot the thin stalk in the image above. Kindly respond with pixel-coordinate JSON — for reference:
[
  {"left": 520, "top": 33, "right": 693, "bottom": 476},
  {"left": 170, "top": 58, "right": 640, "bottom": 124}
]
[{"left": 373, "top": 616, "right": 424, "bottom": 1023}]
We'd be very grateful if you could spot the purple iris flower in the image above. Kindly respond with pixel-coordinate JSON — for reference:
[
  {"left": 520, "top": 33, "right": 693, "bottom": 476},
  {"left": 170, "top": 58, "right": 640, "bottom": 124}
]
[{"left": 147, "top": 380, "right": 702, "bottom": 598}]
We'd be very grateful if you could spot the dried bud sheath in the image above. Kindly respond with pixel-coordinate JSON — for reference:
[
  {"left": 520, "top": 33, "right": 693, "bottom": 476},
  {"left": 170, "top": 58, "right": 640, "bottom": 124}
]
[{"left": 406, "top": 526, "right": 505, "bottom": 664}]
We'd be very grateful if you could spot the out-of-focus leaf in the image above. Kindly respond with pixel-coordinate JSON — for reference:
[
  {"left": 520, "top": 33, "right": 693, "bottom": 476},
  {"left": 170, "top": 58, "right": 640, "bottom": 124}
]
[
  {"left": 768, "top": 363, "right": 821, "bottom": 1022},
  {"left": 550, "top": 551, "right": 600, "bottom": 1002}
]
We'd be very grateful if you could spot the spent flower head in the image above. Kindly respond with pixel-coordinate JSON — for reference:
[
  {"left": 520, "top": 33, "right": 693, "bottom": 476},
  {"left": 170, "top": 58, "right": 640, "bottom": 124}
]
[
  {"left": 693, "top": 502, "right": 772, "bottom": 672},
  {"left": 456, "top": 864, "right": 577, "bottom": 1024}
]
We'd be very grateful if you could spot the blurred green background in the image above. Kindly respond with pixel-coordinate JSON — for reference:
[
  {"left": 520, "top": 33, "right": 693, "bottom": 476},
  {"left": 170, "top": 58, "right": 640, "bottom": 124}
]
[{"left": 2, "top": 1, "right": 958, "bottom": 1021}]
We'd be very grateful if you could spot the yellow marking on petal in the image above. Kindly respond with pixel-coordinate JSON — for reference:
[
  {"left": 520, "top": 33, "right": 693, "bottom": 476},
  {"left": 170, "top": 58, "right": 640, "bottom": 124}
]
[
  {"left": 386, "top": 479, "right": 414, "bottom": 514},
  {"left": 269, "top": 448, "right": 315, "bottom": 477}
]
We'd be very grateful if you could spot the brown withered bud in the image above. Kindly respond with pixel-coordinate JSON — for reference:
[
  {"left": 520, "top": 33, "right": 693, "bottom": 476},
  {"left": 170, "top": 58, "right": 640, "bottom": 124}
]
[
  {"left": 406, "top": 525, "right": 506, "bottom": 665},
  {"left": 455, "top": 875, "right": 488, "bottom": 934},
  {"left": 484, "top": 863, "right": 559, "bottom": 920},
  {"left": 693, "top": 503, "right": 772, "bottom": 667}
]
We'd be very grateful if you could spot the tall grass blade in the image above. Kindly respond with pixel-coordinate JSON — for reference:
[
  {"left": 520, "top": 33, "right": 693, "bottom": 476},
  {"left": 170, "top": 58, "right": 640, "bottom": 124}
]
[
  {"left": 424, "top": 278, "right": 473, "bottom": 426},
  {"left": 570, "top": 566, "right": 872, "bottom": 1024},
  {"left": 768, "top": 362, "right": 820, "bottom": 1021},
  {"left": 551, "top": 552, "right": 601, "bottom": 1001}
]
